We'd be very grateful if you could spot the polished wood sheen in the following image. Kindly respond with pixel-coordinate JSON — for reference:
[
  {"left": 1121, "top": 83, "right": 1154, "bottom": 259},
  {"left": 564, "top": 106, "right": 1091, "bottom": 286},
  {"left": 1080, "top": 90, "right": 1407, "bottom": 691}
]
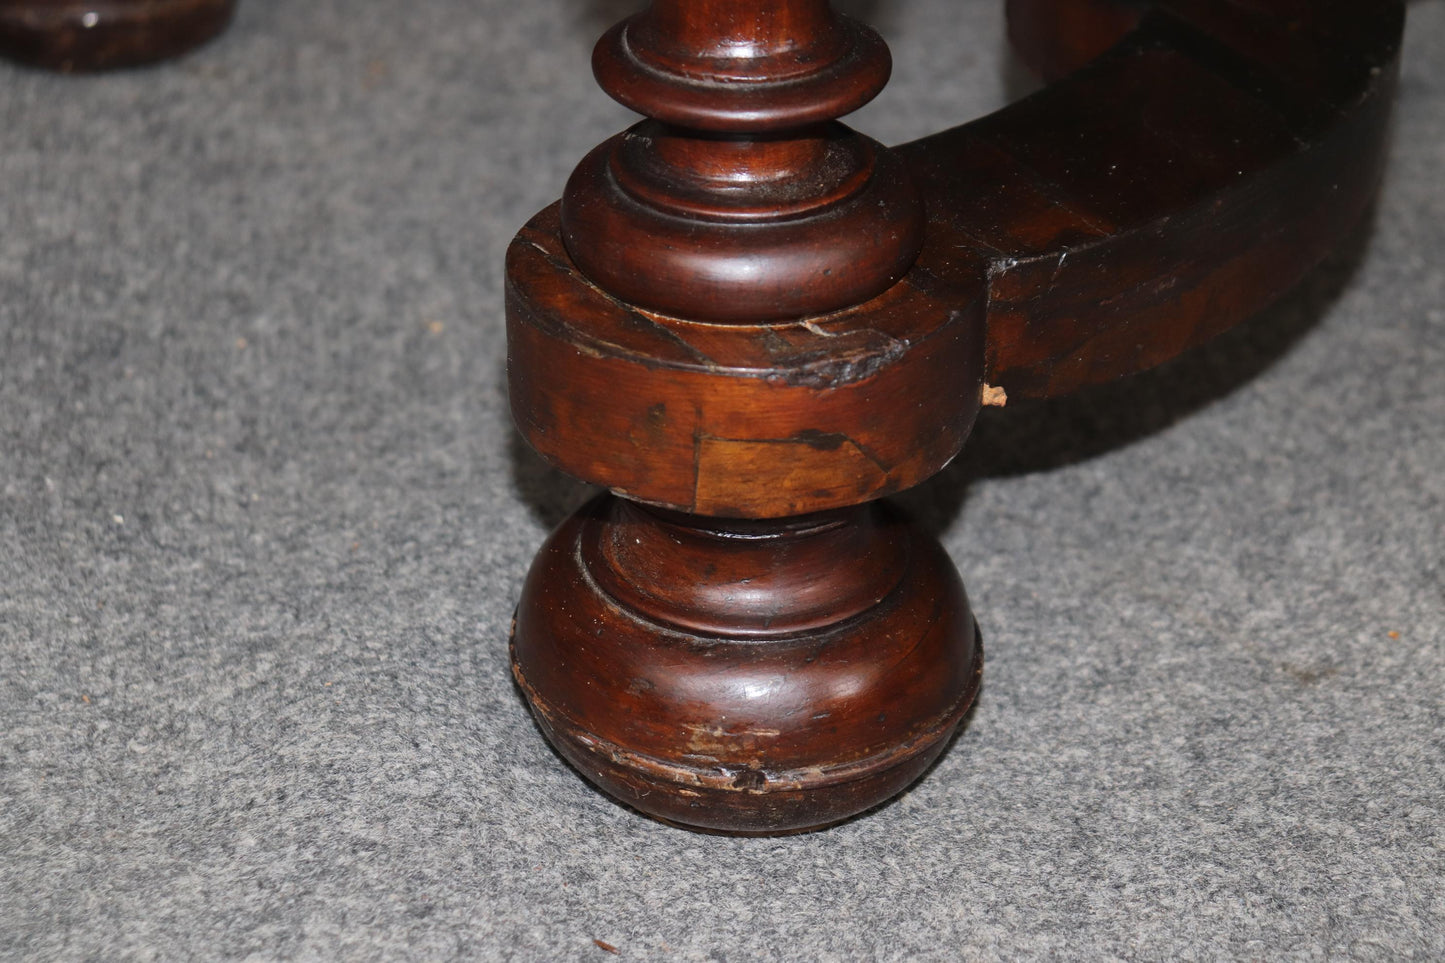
[
  {"left": 507, "top": 0, "right": 1405, "bottom": 833},
  {"left": 561, "top": 0, "right": 924, "bottom": 322},
  {"left": 512, "top": 495, "right": 980, "bottom": 834},
  {"left": 0, "top": 0, "right": 235, "bottom": 70}
]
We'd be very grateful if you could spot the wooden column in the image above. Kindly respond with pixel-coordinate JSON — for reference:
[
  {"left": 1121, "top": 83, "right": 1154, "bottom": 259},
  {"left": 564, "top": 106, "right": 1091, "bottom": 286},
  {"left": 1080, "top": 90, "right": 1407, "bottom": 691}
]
[
  {"left": 506, "top": 0, "right": 1403, "bottom": 833},
  {"left": 508, "top": 0, "right": 983, "bottom": 834}
]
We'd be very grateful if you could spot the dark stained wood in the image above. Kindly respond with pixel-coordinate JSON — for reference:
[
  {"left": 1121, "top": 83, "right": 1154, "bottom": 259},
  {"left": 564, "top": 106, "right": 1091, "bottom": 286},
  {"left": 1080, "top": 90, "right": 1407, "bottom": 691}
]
[
  {"left": 508, "top": 204, "right": 986, "bottom": 518},
  {"left": 0, "top": 0, "right": 234, "bottom": 71},
  {"left": 561, "top": 0, "right": 925, "bottom": 322},
  {"left": 931, "top": 0, "right": 1404, "bottom": 397},
  {"left": 505, "top": 0, "right": 1405, "bottom": 833},
  {"left": 561, "top": 124, "right": 925, "bottom": 324},
  {"left": 511, "top": 495, "right": 980, "bottom": 834},
  {"left": 1007, "top": 0, "right": 1146, "bottom": 80},
  {"left": 592, "top": 0, "right": 890, "bottom": 132}
]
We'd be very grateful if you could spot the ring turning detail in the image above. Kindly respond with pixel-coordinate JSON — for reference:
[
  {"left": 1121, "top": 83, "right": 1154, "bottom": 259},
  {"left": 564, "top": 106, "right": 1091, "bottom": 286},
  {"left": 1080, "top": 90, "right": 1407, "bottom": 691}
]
[{"left": 506, "top": 0, "right": 1404, "bottom": 833}]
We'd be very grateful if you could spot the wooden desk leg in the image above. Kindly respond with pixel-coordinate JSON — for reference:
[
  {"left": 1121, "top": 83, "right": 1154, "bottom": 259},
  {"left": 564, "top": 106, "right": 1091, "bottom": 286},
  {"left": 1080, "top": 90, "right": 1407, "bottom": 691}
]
[
  {"left": 0, "top": 0, "right": 235, "bottom": 71},
  {"left": 507, "top": 0, "right": 982, "bottom": 835},
  {"left": 504, "top": 0, "right": 1403, "bottom": 834}
]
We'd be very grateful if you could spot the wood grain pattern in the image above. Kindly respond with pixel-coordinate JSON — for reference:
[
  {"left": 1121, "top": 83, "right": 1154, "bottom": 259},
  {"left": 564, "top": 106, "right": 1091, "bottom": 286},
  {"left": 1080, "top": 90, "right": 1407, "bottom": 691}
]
[
  {"left": 508, "top": 204, "right": 985, "bottom": 518},
  {"left": 926, "top": 0, "right": 1403, "bottom": 397},
  {"left": 511, "top": 495, "right": 980, "bottom": 834},
  {"left": 506, "top": 0, "right": 1405, "bottom": 834}
]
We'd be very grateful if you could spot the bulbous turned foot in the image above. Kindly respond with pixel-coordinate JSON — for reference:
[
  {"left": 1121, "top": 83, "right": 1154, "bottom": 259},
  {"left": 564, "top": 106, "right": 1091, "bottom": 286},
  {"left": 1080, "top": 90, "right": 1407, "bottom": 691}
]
[
  {"left": 0, "top": 0, "right": 235, "bottom": 71},
  {"left": 510, "top": 493, "right": 981, "bottom": 835}
]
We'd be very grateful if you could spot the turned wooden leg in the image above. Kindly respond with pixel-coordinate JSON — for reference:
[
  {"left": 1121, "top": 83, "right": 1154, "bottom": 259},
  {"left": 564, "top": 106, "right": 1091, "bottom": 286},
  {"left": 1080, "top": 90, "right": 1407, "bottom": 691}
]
[
  {"left": 506, "top": 0, "right": 1402, "bottom": 833},
  {"left": 512, "top": 496, "right": 981, "bottom": 833},
  {"left": 0, "top": 0, "right": 235, "bottom": 71},
  {"left": 507, "top": 0, "right": 982, "bottom": 834}
]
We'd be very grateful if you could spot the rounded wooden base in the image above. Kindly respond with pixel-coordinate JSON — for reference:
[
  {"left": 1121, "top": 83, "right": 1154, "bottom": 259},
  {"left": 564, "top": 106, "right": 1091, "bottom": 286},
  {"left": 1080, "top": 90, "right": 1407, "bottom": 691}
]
[
  {"left": 0, "top": 0, "right": 235, "bottom": 71},
  {"left": 511, "top": 493, "right": 981, "bottom": 835}
]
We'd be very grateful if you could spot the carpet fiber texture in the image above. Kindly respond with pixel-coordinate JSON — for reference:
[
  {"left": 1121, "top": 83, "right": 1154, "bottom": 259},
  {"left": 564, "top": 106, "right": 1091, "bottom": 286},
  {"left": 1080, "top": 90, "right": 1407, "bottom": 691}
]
[{"left": 2, "top": 0, "right": 1442, "bottom": 959}]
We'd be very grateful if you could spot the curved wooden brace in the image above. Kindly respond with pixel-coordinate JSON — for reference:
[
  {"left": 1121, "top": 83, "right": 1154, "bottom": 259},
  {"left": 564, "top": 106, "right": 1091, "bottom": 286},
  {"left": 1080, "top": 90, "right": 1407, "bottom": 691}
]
[
  {"left": 899, "top": 0, "right": 1404, "bottom": 399},
  {"left": 503, "top": 0, "right": 1411, "bottom": 835},
  {"left": 505, "top": 0, "right": 1405, "bottom": 517}
]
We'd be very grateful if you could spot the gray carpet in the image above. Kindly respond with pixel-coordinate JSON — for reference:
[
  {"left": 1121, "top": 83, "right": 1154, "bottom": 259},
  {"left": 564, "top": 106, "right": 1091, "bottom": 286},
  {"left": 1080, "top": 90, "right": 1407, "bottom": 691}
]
[{"left": 2, "top": 0, "right": 1442, "bottom": 959}]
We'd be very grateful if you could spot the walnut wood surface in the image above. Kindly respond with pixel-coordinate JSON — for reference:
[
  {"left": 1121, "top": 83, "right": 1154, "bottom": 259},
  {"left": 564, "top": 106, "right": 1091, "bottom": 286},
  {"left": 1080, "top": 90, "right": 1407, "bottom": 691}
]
[
  {"left": 0, "top": 0, "right": 234, "bottom": 71},
  {"left": 511, "top": 495, "right": 980, "bottom": 834},
  {"left": 513, "top": 0, "right": 1404, "bottom": 513},
  {"left": 561, "top": 0, "right": 925, "bottom": 322},
  {"left": 1006, "top": 0, "right": 1147, "bottom": 81},
  {"left": 506, "top": 0, "right": 1405, "bottom": 834},
  {"left": 508, "top": 204, "right": 985, "bottom": 518},
  {"left": 919, "top": 0, "right": 1403, "bottom": 397}
]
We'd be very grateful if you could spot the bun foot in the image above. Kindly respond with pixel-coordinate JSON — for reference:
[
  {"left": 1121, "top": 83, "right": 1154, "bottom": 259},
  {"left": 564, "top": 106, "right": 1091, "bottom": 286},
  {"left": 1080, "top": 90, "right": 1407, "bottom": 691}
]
[
  {"left": 0, "top": 0, "right": 236, "bottom": 71},
  {"left": 511, "top": 494, "right": 982, "bottom": 835}
]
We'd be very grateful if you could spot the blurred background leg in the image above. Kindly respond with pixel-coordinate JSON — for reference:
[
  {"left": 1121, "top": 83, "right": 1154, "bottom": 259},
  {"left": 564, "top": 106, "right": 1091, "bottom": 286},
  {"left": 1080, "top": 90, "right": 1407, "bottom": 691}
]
[{"left": 0, "top": 0, "right": 235, "bottom": 71}]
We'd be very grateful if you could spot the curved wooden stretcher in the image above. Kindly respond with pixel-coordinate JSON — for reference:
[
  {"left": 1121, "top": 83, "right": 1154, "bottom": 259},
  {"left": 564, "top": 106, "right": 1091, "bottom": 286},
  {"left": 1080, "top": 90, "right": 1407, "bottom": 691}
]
[{"left": 507, "top": 0, "right": 1404, "bottom": 834}]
